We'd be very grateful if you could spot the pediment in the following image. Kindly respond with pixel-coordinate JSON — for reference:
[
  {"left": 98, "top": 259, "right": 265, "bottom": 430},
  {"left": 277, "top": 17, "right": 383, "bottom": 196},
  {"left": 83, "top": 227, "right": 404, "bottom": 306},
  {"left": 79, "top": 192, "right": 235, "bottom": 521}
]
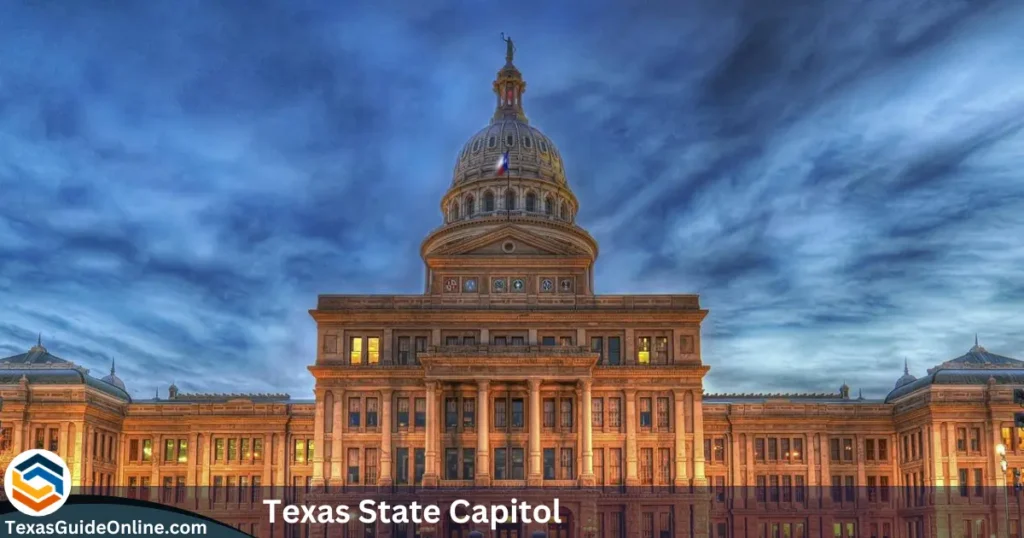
[{"left": 432, "top": 225, "right": 586, "bottom": 257}]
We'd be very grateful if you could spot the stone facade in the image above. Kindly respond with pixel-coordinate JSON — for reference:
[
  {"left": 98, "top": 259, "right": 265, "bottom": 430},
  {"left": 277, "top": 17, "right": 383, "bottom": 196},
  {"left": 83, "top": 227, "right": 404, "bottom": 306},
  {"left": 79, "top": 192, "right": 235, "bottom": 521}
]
[{"left": 3, "top": 48, "right": 1024, "bottom": 538}]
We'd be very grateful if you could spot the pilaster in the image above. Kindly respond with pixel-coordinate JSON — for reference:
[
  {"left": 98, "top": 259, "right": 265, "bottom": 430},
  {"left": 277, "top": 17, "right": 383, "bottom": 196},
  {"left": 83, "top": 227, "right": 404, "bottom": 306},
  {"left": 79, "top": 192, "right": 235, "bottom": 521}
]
[
  {"left": 475, "top": 380, "right": 491, "bottom": 486},
  {"left": 379, "top": 389, "right": 394, "bottom": 485},
  {"left": 625, "top": 389, "right": 639, "bottom": 486},
  {"left": 528, "top": 378, "right": 543, "bottom": 486}
]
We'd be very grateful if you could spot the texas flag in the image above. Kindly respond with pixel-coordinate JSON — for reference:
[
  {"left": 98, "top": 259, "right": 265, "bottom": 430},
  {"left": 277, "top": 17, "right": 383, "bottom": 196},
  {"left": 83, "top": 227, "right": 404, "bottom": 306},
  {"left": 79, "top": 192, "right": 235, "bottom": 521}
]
[{"left": 495, "top": 151, "right": 510, "bottom": 176}]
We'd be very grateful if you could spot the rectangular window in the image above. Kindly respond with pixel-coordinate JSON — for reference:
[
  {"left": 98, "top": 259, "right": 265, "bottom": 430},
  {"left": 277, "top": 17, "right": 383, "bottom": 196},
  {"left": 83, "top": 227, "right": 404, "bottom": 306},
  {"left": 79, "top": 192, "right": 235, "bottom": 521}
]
[
  {"left": 594, "top": 449, "right": 605, "bottom": 485},
  {"left": 756, "top": 475, "right": 767, "bottom": 502},
  {"left": 591, "top": 337, "right": 604, "bottom": 363},
  {"left": 974, "top": 468, "right": 984, "bottom": 496},
  {"left": 164, "top": 439, "right": 175, "bottom": 462},
  {"left": 414, "top": 336, "right": 427, "bottom": 363},
  {"left": 414, "top": 449, "right": 425, "bottom": 484},
  {"left": 511, "top": 336, "right": 525, "bottom": 346},
  {"left": 510, "top": 448, "right": 525, "bottom": 479},
  {"left": 445, "top": 398, "right": 459, "bottom": 430},
  {"left": 880, "top": 476, "right": 890, "bottom": 501},
  {"left": 657, "top": 397, "right": 670, "bottom": 429},
  {"left": 768, "top": 438, "right": 778, "bottom": 461},
  {"left": 365, "top": 448, "right": 378, "bottom": 484},
  {"left": 543, "top": 399, "right": 556, "bottom": 427},
  {"left": 795, "top": 475, "right": 805, "bottom": 503},
  {"left": 347, "top": 448, "right": 360, "bottom": 484},
  {"left": 640, "top": 448, "right": 653, "bottom": 484},
  {"left": 446, "top": 448, "right": 460, "bottom": 480},
  {"left": 397, "top": 398, "right": 410, "bottom": 428},
  {"left": 367, "top": 337, "right": 380, "bottom": 364},
  {"left": 637, "top": 337, "right": 651, "bottom": 364},
  {"left": 957, "top": 428, "right": 968, "bottom": 453},
  {"left": 494, "top": 448, "right": 507, "bottom": 480},
  {"left": 253, "top": 438, "right": 263, "bottom": 461},
  {"left": 463, "top": 398, "right": 475, "bottom": 428},
  {"left": 241, "top": 438, "right": 250, "bottom": 462},
  {"left": 395, "top": 447, "right": 409, "bottom": 485},
  {"left": 462, "top": 448, "right": 475, "bottom": 479},
  {"left": 495, "top": 399, "right": 507, "bottom": 429},
  {"left": 592, "top": 398, "right": 604, "bottom": 427},
  {"left": 294, "top": 439, "right": 306, "bottom": 464},
  {"left": 349, "top": 398, "right": 361, "bottom": 427},
  {"left": 714, "top": 439, "right": 725, "bottom": 462},
  {"left": 830, "top": 438, "right": 841, "bottom": 462},
  {"left": 654, "top": 336, "right": 668, "bottom": 363},
  {"left": 560, "top": 399, "right": 573, "bottom": 429},
  {"left": 609, "top": 398, "right": 622, "bottom": 428},
  {"left": 970, "top": 428, "right": 981, "bottom": 453},
  {"left": 446, "top": 336, "right": 459, "bottom": 345},
  {"left": 543, "top": 448, "right": 556, "bottom": 480},
  {"left": 178, "top": 439, "right": 188, "bottom": 463},
  {"left": 559, "top": 336, "right": 573, "bottom": 346},
  {"left": 542, "top": 336, "right": 556, "bottom": 346},
  {"left": 608, "top": 337, "right": 621, "bottom": 365},
  {"left": 866, "top": 438, "right": 875, "bottom": 461},
  {"left": 658, "top": 448, "right": 671, "bottom": 484},
  {"left": 129, "top": 439, "right": 139, "bottom": 461},
  {"left": 511, "top": 398, "right": 524, "bottom": 428},
  {"left": 769, "top": 475, "right": 779, "bottom": 502},
  {"left": 494, "top": 336, "right": 507, "bottom": 346},
  {"left": 349, "top": 337, "right": 363, "bottom": 364},
  {"left": 366, "top": 398, "right": 378, "bottom": 427},
  {"left": 845, "top": 476, "right": 855, "bottom": 502},
  {"left": 843, "top": 438, "right": 854, "bottom": 461},
  {"left": 212, "top": 439, "right": 222, "bottom": 462},
  {"left": 560, "top": 448, "right": 575, "bottom": 480},
  {"left": 397, "top": 336, "right": 410, "bottom": 364},
  {"left": 755, "top": 438, "right": 765, "bottom": 461},
  {"left": 414, "top": 398, "right": 426, "bottom": 427},
  {"left": 639, "top": 398, "right": 652, "bottom": 428},
  {"left": 228, "top": 439, "right": 238, "bottom": 461},
  {"left": 610, "top": 448, "right": 622, "bottom": 484}
]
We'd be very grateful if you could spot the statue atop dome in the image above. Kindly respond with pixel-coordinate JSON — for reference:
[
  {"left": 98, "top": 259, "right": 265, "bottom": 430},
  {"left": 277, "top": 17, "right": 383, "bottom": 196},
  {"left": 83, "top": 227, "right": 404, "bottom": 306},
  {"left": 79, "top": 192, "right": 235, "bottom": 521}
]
[{"left": 501, "top": 32, "right": 515, "bottom": 63}]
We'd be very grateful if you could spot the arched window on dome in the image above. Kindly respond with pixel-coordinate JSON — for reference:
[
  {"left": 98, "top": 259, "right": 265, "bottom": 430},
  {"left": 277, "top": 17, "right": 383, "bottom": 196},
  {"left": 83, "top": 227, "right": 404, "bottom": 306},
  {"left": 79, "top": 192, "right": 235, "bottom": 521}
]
[
  {"left": 465, "top": 195, "right": 476, "bottom": 216},
  {"left": 544, "top": 195, "right": 554, "bottom": 216},
  {"left": 450, "top": 202, "right": 460, "bottom": 222},
  {"left": 483, "top": 191, "right": 495, "bottom": 212},
  {"left": 505, "top": 189, "right": 516, "bottom": 211},
  {"left": 525, "top": 192, "right": 537, "bottom": 212},
  {"left": 560, "top": 201, "right": 570, "bottom": 221}
]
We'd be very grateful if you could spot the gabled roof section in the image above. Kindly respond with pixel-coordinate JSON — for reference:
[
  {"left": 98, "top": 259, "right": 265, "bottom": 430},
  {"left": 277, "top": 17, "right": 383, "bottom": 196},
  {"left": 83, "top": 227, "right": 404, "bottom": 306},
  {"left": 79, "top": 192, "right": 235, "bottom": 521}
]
[{"left": 429, "top": 224, "right": 589, "bottom": 257}]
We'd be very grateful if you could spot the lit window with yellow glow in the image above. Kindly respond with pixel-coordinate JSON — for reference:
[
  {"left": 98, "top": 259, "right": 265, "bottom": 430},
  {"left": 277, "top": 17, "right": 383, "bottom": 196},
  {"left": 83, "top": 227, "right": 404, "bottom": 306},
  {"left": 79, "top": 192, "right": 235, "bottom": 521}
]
[
  {"left": 350, "top": 337, "right": 363, "bottom": 365},
  {"left": 368, "top": 337, "right": 380, "bottom": 364},
  {"left": 638, "top": 337, "right": 651, "bottom": 364}
]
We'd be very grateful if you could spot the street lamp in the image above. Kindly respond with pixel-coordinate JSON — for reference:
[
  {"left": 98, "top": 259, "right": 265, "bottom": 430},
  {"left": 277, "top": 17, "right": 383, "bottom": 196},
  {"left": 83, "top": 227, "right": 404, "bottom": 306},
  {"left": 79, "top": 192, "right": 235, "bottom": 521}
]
[{"left": 998, "top": 444, "right": 1009, "bottom": 538}]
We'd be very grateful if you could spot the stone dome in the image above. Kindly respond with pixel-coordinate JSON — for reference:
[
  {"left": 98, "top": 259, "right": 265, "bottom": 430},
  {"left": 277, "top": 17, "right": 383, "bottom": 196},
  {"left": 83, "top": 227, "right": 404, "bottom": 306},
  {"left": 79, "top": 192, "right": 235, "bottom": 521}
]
[
  {"left": 894, "top": 358, "right": 916, "bottom": 389},
  {"left": 439, "top": 47, "right": 579, "bottom": 226},
  {"left": 100, "top": 357, "right": 126, "bottom": 391},
  {"left": 452, "top": 118, "right": 567, "bottom": 187}
]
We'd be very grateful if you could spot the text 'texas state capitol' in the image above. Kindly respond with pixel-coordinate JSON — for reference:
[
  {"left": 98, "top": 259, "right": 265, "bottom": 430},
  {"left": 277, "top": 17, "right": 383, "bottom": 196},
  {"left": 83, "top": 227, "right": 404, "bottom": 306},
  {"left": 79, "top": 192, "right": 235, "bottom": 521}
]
[{"left": 2, "top": 43, "right": 1024, "bottom": 538}]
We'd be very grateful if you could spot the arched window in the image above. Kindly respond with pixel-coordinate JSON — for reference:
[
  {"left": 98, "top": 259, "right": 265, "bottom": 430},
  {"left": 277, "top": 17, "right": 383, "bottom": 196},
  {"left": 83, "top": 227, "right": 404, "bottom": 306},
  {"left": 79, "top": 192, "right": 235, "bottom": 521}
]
[
  {"left": 560, "top": 202, "right": 569, "bottom": 221},
  {"left": 544, "top": 196, "right": 554, "bottom": 216},
  {"left": 505, "top": 189, "right": 516, "bottom": 211},
  {"left": 450, "top": 202, "right": 460, "bottom": 221},
  {"left": 483, "top": 191, "right": 495, "bottom": 212},
  {"left": 525, "top": 192, "right": 537, "bottom": 212},
  {"left": 465, "top": 195, "right": 475, "bottom": 216}
]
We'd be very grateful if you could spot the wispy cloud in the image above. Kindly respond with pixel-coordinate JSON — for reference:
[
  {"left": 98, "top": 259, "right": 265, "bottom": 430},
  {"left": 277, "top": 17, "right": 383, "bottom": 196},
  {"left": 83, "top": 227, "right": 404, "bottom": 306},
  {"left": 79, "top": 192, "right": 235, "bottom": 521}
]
[{"left": 1, "top": 0, "right": 1022, "bottom": 399}]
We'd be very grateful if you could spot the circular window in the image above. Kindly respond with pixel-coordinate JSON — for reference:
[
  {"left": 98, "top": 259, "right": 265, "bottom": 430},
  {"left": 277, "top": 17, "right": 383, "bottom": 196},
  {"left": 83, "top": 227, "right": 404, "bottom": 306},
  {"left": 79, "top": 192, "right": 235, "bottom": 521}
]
[{"left": 502, "top": 241, "right": 516, "bottom": 253}]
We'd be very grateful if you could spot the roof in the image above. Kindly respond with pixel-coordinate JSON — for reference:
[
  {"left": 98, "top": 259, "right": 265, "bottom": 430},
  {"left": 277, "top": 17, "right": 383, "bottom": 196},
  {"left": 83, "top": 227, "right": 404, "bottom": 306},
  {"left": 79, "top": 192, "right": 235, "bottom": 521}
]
[
  {"left": 0, "top": 344, "right": 131, "bottom": 402},
  {"left": 885, "top": 343, "right": 1024, "bottom": 403},
  {"left": 703, "top": 392, "right": 879, "bottom": 404}
]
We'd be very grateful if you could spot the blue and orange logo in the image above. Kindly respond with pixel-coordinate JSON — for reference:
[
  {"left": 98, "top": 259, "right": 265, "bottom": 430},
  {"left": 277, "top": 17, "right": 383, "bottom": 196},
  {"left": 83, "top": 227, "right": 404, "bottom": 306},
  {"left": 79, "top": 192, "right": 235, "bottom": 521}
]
[{"left": 4, "top": 449, "right": 72, "bottom": 516}]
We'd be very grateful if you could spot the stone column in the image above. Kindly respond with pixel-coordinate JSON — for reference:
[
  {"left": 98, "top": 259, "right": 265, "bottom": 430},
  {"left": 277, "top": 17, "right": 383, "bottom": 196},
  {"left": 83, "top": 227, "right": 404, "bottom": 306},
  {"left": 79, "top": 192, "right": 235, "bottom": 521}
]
[
  {"left": 528, "top": 378, "right": 543, "bottom": 485},
  {"left": 275, "top": 433, "right": 286, "bottom": 487},
  {"left": 673, "top": 389, "right": 688, "bottom": 487},
  {"left": 331, "top": 391, "right": 344, "bottom": 486},
  {"left": 625, "top": 389, "right": 639, "bottom": 486},
  {"left": 476, "top": 380, "right": 491, "bottom": 486},
  {"left": 150, "top": 434, "right": 160, "bottom": 486},
  {"left": 692, "top": 390, "right": 707, "bottom": 486},
  {"left": 83, "top": 425, "right": 94, "bottom": 488},
  {"left": 423, "top": 381, "right": 439, "bottom": 486},
  {"left": 312, "top": 389, "right": 326, "bottom": 487},
  {"left": 380, "top": 389, "right": 394, "bottom": 485},
  {"left": 58, "top": 422, "right": 69, "bottom": 460},
  {"left": 579, "top": 379, "right": 595, "bottom": 485}
]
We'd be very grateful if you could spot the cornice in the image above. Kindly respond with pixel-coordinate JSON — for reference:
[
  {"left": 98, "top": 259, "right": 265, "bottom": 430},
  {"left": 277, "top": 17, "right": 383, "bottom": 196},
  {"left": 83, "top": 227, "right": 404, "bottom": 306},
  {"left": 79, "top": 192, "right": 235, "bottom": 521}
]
[{"left": 309, "top": 310, "right": 707, "bottom": 324}]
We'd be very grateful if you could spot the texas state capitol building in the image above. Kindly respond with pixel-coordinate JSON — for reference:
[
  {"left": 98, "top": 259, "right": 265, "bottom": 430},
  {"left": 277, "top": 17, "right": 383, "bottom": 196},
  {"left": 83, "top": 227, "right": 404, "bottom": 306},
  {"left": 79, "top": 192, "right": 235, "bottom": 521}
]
[{"left": 3, "top": 46, "right": 1024, "bottom": 538}]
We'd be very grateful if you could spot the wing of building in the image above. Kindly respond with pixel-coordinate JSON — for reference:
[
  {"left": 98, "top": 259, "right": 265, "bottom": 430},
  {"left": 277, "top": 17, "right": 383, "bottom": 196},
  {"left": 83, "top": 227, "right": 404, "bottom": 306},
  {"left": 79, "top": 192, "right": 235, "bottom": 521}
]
[{"left": 3, "top": 48, "right": 1024, "bottom": 538}]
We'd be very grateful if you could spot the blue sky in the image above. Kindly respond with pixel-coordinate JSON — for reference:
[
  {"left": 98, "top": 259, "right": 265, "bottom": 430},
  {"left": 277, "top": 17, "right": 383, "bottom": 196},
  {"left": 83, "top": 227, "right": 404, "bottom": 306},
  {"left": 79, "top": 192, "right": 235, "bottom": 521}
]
[{"left": 1, "top": 1, "right": 1022, "bottom": 401}]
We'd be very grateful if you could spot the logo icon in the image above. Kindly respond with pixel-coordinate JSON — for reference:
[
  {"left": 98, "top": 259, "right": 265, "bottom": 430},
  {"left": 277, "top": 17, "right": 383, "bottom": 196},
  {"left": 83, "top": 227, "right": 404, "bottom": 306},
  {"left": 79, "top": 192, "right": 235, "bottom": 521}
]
[{"left": 4, "top": 449, "right": 72, "bottom": 516}]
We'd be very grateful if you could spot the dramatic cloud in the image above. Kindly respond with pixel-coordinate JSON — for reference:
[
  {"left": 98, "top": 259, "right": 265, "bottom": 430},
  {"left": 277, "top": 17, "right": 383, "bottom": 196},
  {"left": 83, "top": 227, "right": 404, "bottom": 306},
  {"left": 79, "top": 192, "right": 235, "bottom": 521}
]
[{"left": 1, "top": 0, "right": 1022, "bottom": 400}]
